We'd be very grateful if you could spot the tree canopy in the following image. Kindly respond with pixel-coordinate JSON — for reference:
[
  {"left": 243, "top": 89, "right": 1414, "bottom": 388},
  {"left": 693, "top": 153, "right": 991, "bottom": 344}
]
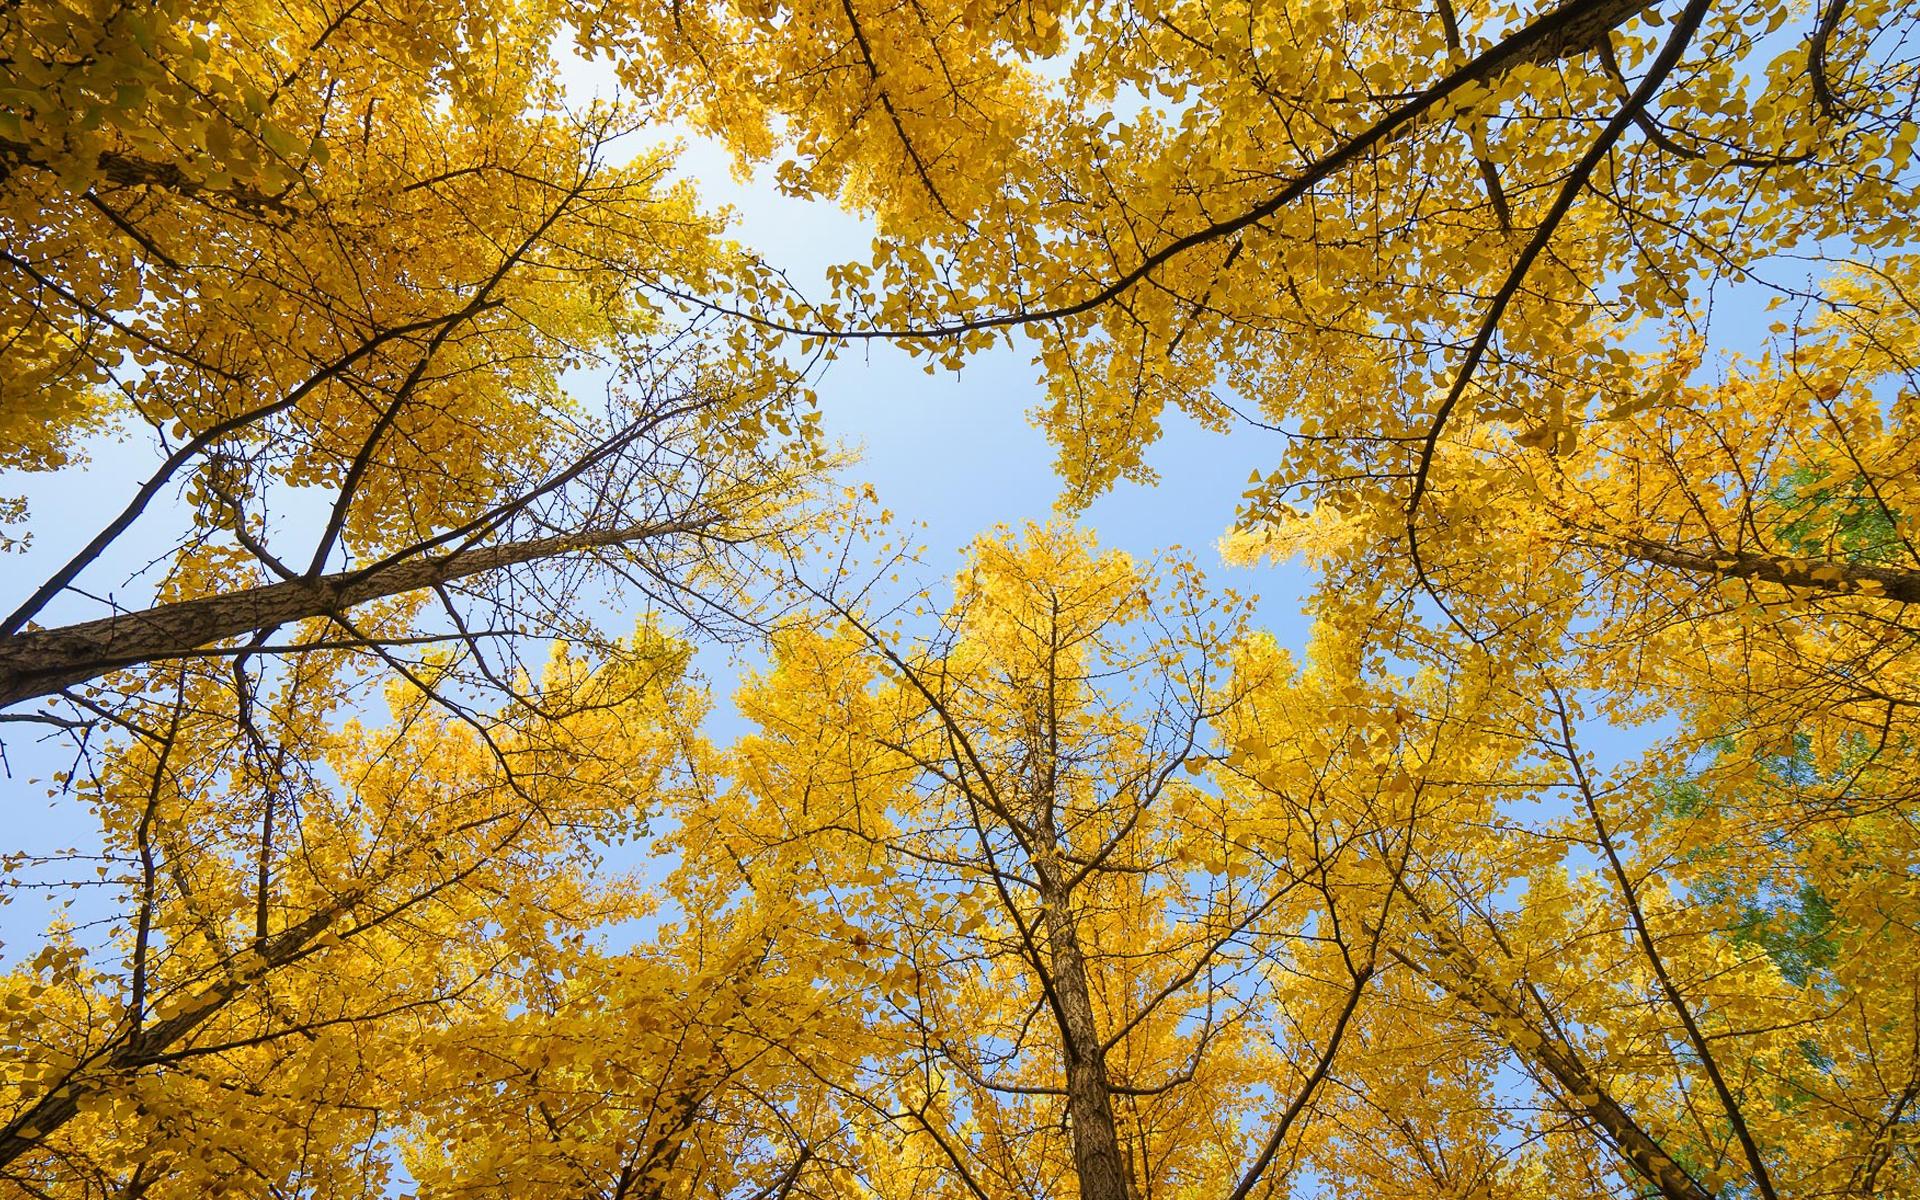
[{"left": 3, "top": 0, "right": 1918, "bottom": 1196}]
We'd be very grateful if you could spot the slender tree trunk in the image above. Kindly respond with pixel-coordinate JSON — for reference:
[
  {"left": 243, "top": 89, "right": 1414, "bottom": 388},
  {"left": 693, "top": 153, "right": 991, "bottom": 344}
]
[{"left": 1401, "top": 894, "right": 1713, "bottom": 1200}]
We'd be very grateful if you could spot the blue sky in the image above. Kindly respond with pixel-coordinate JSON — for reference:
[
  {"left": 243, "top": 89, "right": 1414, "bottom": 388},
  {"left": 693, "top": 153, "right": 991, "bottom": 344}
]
[
  {"left": 547, "top": 100, "right": 1326, "bottom": 754},
  {"left": 639, "top": 121, "right": 1311, "bottom": 602}
]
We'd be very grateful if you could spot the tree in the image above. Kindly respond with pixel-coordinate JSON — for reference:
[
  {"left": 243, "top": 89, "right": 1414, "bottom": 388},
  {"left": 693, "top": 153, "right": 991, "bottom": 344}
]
[
  {"left": 597, "top": 0, "right": 1916, "bottom": 505},
  {"left": 402, "top": 829, "right": 870, "bottom": 1200},
  {"left": 582, "top": 11, "right": 1920, "bottom": 1188},
  {"left": 1, "top": 5, "right": 836, "bottom": 1193},
  {"left": 5, "top": 531, "right": 1913, "bottom": 1197},
  {"left": 592, "top": 0, "right": 1919, "bottom": 802},
  {"left": 645, "top": 525, "right": 1912, "bottom": 1200},
  {"left": 1327, "top": 672, "right": 1920, "bottom": 1200},
  {"left": 664, "top": 526, "right": 1453, "bottom": 1200}
]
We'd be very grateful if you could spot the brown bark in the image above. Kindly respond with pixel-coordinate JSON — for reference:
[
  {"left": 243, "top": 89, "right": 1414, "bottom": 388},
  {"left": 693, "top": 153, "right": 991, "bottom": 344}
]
[
  {"left": 0, "top": 518, "right": 709, "bottom": 708},
  {"left": 1, "top": 136, "right": 297, "bottom": 214},
  {"left": 610, "top": 1086, "right": 706, "bottom": 1200},
  {"left": 1036, "top": 880, "right": 1135, "bottom": 1200}
]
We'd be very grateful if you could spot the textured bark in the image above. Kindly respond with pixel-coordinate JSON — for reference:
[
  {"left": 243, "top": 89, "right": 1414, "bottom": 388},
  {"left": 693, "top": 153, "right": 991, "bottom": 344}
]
[
  {"left": 1027, "top": 591, "right": 1135, "bottom": 1200},
  {"left": 0, "top": 519, "right": 707, "bottom": 707},
  {"left": 1514, "top": 0, "right": 1661, "bottom": 66},
  {"left": 611, "top": 1085, "right": 707, "bottom": 1200},
  {"left": 1, "top": 136, "right": 297, "bottom": 213},
  {"left": 1037, "top": 885, "right": 1134, "bottom": 1200}
]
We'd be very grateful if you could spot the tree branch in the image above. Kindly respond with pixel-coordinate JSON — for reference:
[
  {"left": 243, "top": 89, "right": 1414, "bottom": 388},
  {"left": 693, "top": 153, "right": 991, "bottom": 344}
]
[{"left": 0, "top": 518, "right": 715, "bottom": 707}]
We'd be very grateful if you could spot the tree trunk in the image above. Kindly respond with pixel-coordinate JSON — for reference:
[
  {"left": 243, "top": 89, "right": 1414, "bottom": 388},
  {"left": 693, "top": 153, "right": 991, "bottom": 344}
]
[
  {"left": 1404, "top": 899, "right": 1713, "bottom": 1200},
  {"left": 1036, "top": 877, "right": 1133, "bottom": 1200}
]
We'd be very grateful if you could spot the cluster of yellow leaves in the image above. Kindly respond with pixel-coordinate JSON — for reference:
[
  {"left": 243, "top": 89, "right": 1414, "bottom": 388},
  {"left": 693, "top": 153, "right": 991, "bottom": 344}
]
[
  {"left": 607, "top": 0, "right": 1919, "bottom": 507},
  {"left": 0, "top": 626, "right": 706, "bottom": 1194},
  {"left": 1, "top": 0, "right": 819, "bottom": 556},
  {"left": 5, "top": 510, "right": 1915, "bottom": 1197}
]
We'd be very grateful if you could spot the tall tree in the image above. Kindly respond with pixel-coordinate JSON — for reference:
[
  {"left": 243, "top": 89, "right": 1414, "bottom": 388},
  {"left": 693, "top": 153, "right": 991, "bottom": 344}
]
[
  {"left": 677, "top": 527, "right": 1421, "bottom": 1200},
  {"left": 6, "top": 0, "right": 1919, "bottom": 1196}
]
